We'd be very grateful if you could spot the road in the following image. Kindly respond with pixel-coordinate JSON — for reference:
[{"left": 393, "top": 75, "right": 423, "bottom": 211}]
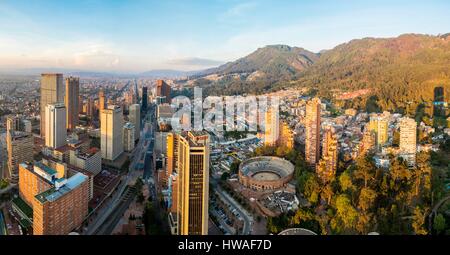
[
  {"left": 84, "top": 103, "right": 152, "bottom": 235},
  {"left": 93, "top": 186, "right": 136, "bottom": 235}
]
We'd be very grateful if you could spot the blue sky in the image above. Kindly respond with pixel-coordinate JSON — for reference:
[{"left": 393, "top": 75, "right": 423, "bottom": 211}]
[{"left": 0, "top": 0, "right": 449, "bottom": 72}]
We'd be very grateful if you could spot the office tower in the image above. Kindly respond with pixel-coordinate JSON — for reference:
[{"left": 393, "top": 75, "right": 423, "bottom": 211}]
[
  {"left": 123, "top": 122, "right": 135, "bottom": 152},
  {"left": 166, "top": 132, "right": 178, "bottom": 178},
  {"left": 155, "top": 80, "right": 171, "bottom": 103},
  {"left": 359, "top": 125, "right": 376, "bottom": 157},
  {"left": 305, "top": 98, "right": 321, "bottom": 166},
  {"left": 316, "top": 128, "right": 338, "bottom": 183},
  {"left": 78, "top": 95, "right": 83, "bottom": 114},
  {"left": 40, "top": 73, "right": 64, "bottom": 138},
  {"left": 133, "top": 79, "right": 139, "bottom": 103},
  {"left": 18, "top": 161, "right": 89, "bottom": 235},
  {"left": 171, "top": 131, "right": 209, "bottom": 235},
  {"left": 6, "top": 115, "right": 23, "bottom": 132},
  {"left": 264, "top": 107, "right": 279, "bottom": 146},
  {"left": 100, "top": 105, "right": 124, "bottom": 160},
  {"left": 433, "top": 86, "right": 446, "bottom": 117},
  {"left": 65, "top": 77, "right": 80, "bottom": 131},
  {"left": 45, "top": 103, "right": 67, "bottom": 149},
  {"left": 142, "top": 86, "right": 148, "bottom": 111},
  {"left": 69, "top": 148, "right": 102, "bottom": 176},
  {"left": 86, "top": 98, "right": 94, "bottom": 117},
  {"left": 99, "top": 88, "right": 106, "bottom": 113},
  {"left": 278, "top": 121, "right": 294, "bottom": 149},
  {"left": 369, "top": 114, "right": 389, "bottom": 148},
  {"left": 7, "top": 131, "right": 33, "bottom": 183},
  {"left": 399, "top": 117, "right": 417, "bottom": 165},
  {"left": 129, "top": 104, "right": 141, "bottom": 141}
]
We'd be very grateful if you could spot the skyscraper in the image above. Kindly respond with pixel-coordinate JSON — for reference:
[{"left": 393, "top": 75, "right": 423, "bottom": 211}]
[
  {"left": 172, "top": 131, "right": 209, "bottom": 235},
  {"left": 101, "top": 105, "right": 124, "bottom": 160},
  {"left": 369, "top": 114, "right": 389, "bottom": 149},
  {"left": 142, "top": 86, "right": 148, "bottom": 111},
  {"left": 7, "top": 131, "right": 33, "bottom": 183},
  {"left": 433, "top": 86, "right": 446, "bottom": 117},
  {"left": 86, "top": 98, "right": 94, "bottom": 118},
  {"left": 155, "top": 80, "right": 171, "bottom": 103},
  {"left": 279, "top": 121, "right": 294, "bottom": 149},
  {"left": 129, "top": 104, "right": 141, "bottom": 141},
  {"left": 65, "top": 77, "right": 80, "bottom": 131},
  {"left": 99, "top": 88, "right": 106, "bottom": 113},
  {"left": 45, "top": 103, "right": 67, "bottom": 149},
  {"left": 6, "top": 115, "right": 23, "bottom": 132},
  {"left": 123, "top": 122, "right": 135, "bottom": 152},
  {"left": 316, "top": 128, "right": 338, "bottom": 183},
  {"left": 264, "top": 107, "right": 279, "bottom": 146},
  {"left": 399, "top": 117, "right": 417, "bottom": 165},
  {"left": 305, "top": 98, "right": 321, "bottom": 166},
  {"left": 40, "top": 73, "right": 64, "bottom": 138},
  {"left": 78, "top": 95, "right": 83, "bottom": 114}
]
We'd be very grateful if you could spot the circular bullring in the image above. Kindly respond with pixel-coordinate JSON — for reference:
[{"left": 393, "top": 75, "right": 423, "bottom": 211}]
[
  {"left": 238, "top": 156, "right": 295, "bottom": 191},
  {"left": 278, "top": 228, "right": 317, "bottom": 235}
]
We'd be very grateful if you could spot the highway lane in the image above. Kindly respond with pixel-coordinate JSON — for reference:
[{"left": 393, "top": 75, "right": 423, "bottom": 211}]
[
  {"left": 84, "top": 107, "right": 152, "bottom": 235},
  {"left": 93, "top": 186, "right": 136, "bottom": 235}
]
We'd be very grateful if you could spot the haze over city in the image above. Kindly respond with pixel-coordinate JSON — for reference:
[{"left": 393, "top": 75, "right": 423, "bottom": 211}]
[{"left": 1, "top": 0, "right": 450, "bottom": 72}]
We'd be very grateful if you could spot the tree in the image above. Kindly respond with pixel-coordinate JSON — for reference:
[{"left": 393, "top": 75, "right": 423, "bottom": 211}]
[
  {"left": 321, "top": 184, "right": 334, "bottom": 205},
  {"left": 339, "top": 170, "right": 355, "bottom": 193},
  {"left": 299, "top": 172, "right": 321, "bottom": 205},
  {"left": 230, "top": 160, "right": 240, "bottom": 174},
  {"left": 390, "top": 157, "right": 412, "bottom": 184},
  {"left": 353, "top": 155, "right": 376, "bottom": 188},
  {"left": 221, "top": 172, "right": 230, "bottom": 181},
  {"left": 433, "top": 214, "right": 446, "bottom": 235},
  {"left": 332, "top": 194, "right": 358, "bottom": 233},
  {"left": 412, "top": 206, "right": 429, "bottom": 235},
  {"left": 358, "top": 187, "right": 377, "bottom": 212}
]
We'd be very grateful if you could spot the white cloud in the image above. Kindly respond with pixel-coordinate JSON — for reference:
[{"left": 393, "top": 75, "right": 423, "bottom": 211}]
[{"left": 218, "top": 1, "right": 258, "bottom": 24}]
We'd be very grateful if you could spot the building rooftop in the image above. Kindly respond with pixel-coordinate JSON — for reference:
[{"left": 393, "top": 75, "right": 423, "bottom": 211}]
[
  {"left": 35, "top": 173, "right": 87, "bottom": 204},
  {"left": 34, "top": 161, "right": 57, "bottom": 175}
]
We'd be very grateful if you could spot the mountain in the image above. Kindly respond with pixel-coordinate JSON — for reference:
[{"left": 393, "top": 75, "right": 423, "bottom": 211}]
[
  {"left": 296, "top": 33, "right": 450, "bottom": 112},
  {"left": 202, "top": 45, "right": 318, "bottom": 78},
  {"left": 203, "top": 34, "right": 450, "bottom": 114},
  {"left": 194, "top": 45, "right": 319, "bottom": 95}
]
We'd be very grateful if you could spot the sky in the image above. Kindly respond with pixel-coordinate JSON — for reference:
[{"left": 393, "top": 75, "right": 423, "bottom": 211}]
[{"left": 0, "top": 0, "right": 449, "bottom": 73}]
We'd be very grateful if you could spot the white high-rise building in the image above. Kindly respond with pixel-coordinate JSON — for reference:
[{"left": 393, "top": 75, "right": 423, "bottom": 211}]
[
  {"left": 129, "top": 104, "right": 141, "bottom": 141},
  {"left": 40, "top": 73, "right": 64, "bottom": 138},
  {"left": 45, "top": 103, "right": 67, "bottom": 149},
  {"left": 123, "top": 122, "right": 135, "bottom": 152},
  {"left": 101, "top": 105, "right": 123, "bottom": 160},
  {"left": 399, "top": 117, "right": 417, "bottom": 165}
]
